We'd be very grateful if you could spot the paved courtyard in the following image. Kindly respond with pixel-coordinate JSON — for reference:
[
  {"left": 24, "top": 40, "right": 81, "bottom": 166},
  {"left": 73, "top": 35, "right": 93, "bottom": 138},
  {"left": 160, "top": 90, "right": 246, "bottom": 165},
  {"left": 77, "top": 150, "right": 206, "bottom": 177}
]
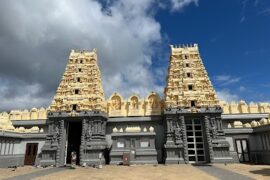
[{"left": 0, "top": 164, "right": 269, "bottom": 180}]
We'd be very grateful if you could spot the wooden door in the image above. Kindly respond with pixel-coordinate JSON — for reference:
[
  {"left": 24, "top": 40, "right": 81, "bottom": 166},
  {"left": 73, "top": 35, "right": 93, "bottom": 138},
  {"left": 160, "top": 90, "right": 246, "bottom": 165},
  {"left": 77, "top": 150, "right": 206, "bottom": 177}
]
[{"left": 24, "top": 143, "right": 38, "bottom": 165}]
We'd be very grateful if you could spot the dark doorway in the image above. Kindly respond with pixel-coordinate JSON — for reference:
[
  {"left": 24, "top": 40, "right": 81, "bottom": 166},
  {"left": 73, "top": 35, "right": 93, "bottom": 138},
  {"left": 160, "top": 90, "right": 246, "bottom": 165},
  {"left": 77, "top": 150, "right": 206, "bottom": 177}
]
[
  {"left": 66, "top": 121, "right": 82, "bottom": 165},
  {"left": 24, "top": 143, "right": 38, "bottom": 165},
  {"left": 235, "top": 139, "right": 250, "bottom": 163}
]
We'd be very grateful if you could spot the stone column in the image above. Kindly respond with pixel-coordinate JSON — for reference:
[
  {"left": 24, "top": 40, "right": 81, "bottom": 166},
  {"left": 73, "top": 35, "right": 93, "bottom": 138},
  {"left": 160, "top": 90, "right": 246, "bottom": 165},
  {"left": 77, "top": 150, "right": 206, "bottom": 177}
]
[
  {"left": 204, "top": 115, "right": 214, "bottom": 161},
  {"left": 80, "top": 118, "right": 87, "bottom": 165},
  {"left": 179, "top": 115, "right": 188, "bottom": 163},
  {"left": 56, "top": 119, "right": 65, "bottom": 166},
  {"left": 80, "top": 114, "right": 107, "bottom": 166},
  {"left": 164, "top": 110, "right": 185, "bottom": 164}
]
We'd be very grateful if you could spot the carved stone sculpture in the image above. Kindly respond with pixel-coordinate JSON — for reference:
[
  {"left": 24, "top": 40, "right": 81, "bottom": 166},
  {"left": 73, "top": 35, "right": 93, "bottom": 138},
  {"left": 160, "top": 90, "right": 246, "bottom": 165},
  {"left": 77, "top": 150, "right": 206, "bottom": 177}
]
[
  {"left": 209, "top": 119, "right": 218, "bottom": 139},
  {"left": 131, "top": 96, "right": 138, "bottom": 109},
  {"left": 174, "top": 122, "right": 183, "bottom": 144},
  {"left": 111, "top": 96, "right": 121, "bottom": 110}
]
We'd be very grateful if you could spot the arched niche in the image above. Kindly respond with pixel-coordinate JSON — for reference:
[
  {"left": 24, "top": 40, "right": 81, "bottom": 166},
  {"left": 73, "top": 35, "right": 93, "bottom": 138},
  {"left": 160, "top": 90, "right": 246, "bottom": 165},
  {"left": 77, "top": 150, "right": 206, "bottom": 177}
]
[
  {"left": 128, "top": 95, "right": 140, "bottom": 110},
  {"left": 108, "top": 92, "right": 126, "bottom": 117},
  {"left": 145, "top": 92, "right": 162, "bottom": 116},
  {"left": 127, "top": 94, "right": 144, "bottom": 116},
  {"left": 146, "top": 92, "right": 161, "bottom": 109},
  {"left": 109, "top": 93, "right": 124, "bottom": 110}
]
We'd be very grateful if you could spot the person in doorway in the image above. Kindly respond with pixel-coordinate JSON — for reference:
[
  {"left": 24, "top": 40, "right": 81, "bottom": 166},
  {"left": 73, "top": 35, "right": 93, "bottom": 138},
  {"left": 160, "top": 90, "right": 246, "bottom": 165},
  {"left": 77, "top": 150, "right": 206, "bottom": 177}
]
[{"left": 71, "top": 151, "right": 77, "bottom": 168}]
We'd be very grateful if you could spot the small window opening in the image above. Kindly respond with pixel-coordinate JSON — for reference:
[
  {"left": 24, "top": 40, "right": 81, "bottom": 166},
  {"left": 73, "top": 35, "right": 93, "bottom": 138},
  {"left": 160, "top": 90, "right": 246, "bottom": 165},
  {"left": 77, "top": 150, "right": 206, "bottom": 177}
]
[
  {"left": 186, "top": 63, "right": 190, "bottom": 67},
  {"left": 72, "top": 104, "right": 77, "bottom": 111},
  {"left": 78, "top": 68, "right": 82, "bottom": 72},
  {"left": 185, "top": 55, "right": 188, "bottom": 59},
  {"left": 187, "top": 73, "right": 191, "bottom": 78},
  {"left": 191, "top": 101, "right": 196, "bottom": 107},
  {"left": 75, "top": 89, "right": 79, "bottom": 94},
  {"left": 188, "top": 85, "right": 193, "bottom": 91},
  {"left": 80, "top": 59, "right": 83, "bottom": 63},
  {"left": 77, "top": 78, "right": 81, "bottom": 82}
]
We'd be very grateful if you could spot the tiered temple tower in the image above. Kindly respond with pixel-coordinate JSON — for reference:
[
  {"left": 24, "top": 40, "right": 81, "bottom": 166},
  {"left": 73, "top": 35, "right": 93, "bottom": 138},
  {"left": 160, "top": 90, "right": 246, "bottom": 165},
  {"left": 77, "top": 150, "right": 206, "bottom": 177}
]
[
  {"left": 50, "top": 49, "right": 106, "bottom": 112},
  {"left": 41, "top": 49, "right": 108, "bottom": 167},
  {"left": 164, "top": 44, "right": 234, "bottom": 164},
  {"left": 164, "top": 44, "right": 219, "bottom": 108}
]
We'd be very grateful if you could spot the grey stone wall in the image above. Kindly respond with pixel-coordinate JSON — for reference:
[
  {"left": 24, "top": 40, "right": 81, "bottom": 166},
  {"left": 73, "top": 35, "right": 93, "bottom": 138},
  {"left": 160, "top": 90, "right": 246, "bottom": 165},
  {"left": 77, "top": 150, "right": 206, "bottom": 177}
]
[
  {"left": 0, "top": 132, "right": 46, "bottom": 168},
  {"left": 107, "top": 116, "right": 163, "bottom": 164},
  {"left": 249, "top": 125, "right": 270, "bottom": 164}
]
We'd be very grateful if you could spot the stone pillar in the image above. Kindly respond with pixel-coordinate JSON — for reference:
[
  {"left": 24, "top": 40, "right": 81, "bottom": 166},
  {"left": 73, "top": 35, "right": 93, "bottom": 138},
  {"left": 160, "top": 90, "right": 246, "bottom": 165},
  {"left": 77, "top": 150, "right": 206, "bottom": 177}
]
[
  {"left": 206, "top": 115, "right": 235, "bottom": 163},
  {"left": 40, "top": 119, "right": 62, "bottom": 167},
  {"left": 179, "top": 116, "right": 188, "bottom": 163},
  {"left": 80, "top": 114, "right": 107, "bottom": 166},
  {"left": 204, "top": 115, "right": 214, "bottom": 161},
  {"left": 57, "top": 119, "right": 66, "bottom": 166},
  {"left": 164, "top": 109, "right": 185, "bottom": 164}
]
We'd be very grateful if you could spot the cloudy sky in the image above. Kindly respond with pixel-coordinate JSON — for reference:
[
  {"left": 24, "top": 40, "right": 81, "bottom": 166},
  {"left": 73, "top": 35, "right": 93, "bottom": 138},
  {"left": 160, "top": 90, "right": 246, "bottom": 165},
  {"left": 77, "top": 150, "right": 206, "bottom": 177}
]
[{"left": 0, "top": 0, "right": 269, "bottom": 111}]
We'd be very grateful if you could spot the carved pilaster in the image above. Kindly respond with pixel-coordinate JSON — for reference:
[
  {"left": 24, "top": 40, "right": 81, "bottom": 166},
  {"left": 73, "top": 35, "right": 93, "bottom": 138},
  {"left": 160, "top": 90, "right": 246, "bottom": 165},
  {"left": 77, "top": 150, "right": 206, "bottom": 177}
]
[
  {"left": 56, "top": 119, "right": 64, "bottom": 166},
  {"left": 80, "top": 118, "right": 87, "bottom": 164},
  {"left": 179, "top": 116, "right": 188, "bottom": 163},
  {"left": 80, "top": 115, "right": 107, "bottom": 166},
  {"left": 204, "top": 116, "right": 214, "bottom": 161},
  {"left": 164, "top": 110, "right": 185, "bottom": 164}
]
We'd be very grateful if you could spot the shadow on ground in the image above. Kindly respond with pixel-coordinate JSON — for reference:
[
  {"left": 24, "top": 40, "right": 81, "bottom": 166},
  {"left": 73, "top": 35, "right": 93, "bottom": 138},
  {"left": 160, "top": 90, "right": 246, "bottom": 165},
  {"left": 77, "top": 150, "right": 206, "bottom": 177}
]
[
  {"left": 250, "top": 168, "right": 270, "bottom": 177},
  {"left": 191, "top": 164, "right": 212, "bottom": 167}
]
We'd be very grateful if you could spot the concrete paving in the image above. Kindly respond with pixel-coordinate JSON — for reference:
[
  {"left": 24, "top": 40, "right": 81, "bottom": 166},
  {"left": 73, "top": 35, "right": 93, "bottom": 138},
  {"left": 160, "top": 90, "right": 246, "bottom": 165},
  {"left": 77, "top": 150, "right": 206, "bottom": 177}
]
[
  {"left": 214, "top": 164, "right": 270, "bottom": 180},
  {"left": 0, "top": 164, "right": 269, "bottom": 180},
  {"left": 194, "top": 164, "right": 254, "bottom": 180},
  {"left": 3, "top": 167, "right": 67, "bottom": 180}
]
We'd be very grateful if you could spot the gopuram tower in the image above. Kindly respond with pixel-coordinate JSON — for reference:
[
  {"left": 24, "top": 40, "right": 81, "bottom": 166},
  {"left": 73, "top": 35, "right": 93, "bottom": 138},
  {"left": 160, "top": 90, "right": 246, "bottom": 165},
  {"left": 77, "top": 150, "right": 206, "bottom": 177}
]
[
  {"left": 41, "top": 49, "right": 108, "bottom": 166},
  {"left": 49, "top": 49, "right": 106, "bottom": 112},
  {"left": 164, "top": 44, "right": 234, "bottom": 164}
]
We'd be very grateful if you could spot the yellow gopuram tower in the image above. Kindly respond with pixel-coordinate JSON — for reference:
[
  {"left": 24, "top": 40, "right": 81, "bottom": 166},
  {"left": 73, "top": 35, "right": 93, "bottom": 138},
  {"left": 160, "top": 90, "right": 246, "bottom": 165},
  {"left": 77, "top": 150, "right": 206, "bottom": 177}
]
[
  {"left": 164, "top": 44, "right": 219, "bottom": 108},
  {"left": 164, "top": 44, "right": 232, "bottom": 164},
  {"left": 49, "top": 49, "right": 106, "bottom": 112}
]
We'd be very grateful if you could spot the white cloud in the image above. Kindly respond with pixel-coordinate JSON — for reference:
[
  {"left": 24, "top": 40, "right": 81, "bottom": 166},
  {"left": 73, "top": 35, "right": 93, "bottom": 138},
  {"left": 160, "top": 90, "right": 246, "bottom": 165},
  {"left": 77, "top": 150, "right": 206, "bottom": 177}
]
[
  {"left": 0, "top": 0, "right": 196, "bottom": 110},
  {"left": 239, "top": 86, "right": 246, "bottom": 92},
  {"left": 215, "top": 75, "right": 241, "bottom": 86},
  {"left": 217, "top": 89, "right": 239, "bottom": 102},
  {"left": 170, "top": 0, "right": 199, "bottom": 11}
]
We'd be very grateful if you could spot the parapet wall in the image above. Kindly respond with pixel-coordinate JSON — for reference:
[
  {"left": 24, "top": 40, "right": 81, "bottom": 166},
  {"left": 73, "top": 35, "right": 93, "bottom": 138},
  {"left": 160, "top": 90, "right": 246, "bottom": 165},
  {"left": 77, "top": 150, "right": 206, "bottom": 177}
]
[
  {"left": 220, "top": 100, "right": 270, "bottom": 114},
  {"left": 0, "top": 99, "right": 269, "bottom": 123},
  {"left": 8, "top": 107, "right": 48, "bottom": 120},
  {"left": 0, "top": 109, "right": 46, "bottom": 133}
]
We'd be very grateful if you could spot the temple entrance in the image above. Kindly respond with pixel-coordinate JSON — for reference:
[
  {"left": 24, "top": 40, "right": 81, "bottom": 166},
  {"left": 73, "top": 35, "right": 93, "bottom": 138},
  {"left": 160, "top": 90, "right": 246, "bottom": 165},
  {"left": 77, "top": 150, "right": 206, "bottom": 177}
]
[
  {"left": 185, "top": 118, "right": 206, "bottom": 164},
  {"left": 66, "top": 121, "right": 82, "bottom": 165},
  {"left": 24, "top": 143, "right": 38, "bottom": 165}
]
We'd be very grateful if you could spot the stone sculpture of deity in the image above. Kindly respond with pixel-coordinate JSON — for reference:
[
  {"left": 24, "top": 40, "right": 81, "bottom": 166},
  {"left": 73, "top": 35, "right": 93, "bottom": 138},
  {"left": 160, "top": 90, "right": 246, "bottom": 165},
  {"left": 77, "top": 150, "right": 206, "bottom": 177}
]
[
  {"left": 210, "top": 119, "right": 218, "bottom": 139},
  {"left": 131, "top": 97, "right": 138, "bottom": 109},
  {"left": 52, "top": 123, "right": 60, "bottom": 144},
  {"left": 175, "top": 122, "right": 183, "bottom": 144},
  {"left": 149, "top": 95, "right": 158, "bottom": 109},
  {"left": 111, "top": 96, "right": 121, "bottom": 110}
]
